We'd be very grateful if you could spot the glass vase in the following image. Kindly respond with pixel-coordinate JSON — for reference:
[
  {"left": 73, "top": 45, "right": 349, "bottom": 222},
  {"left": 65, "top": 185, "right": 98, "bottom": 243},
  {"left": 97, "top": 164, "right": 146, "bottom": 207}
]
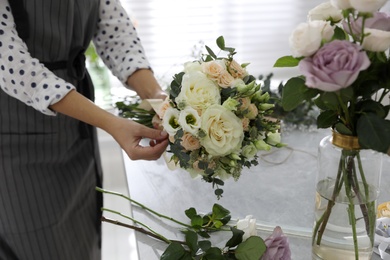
[{"left": 312, "top": 132, "right": 383, "bottom": 260}]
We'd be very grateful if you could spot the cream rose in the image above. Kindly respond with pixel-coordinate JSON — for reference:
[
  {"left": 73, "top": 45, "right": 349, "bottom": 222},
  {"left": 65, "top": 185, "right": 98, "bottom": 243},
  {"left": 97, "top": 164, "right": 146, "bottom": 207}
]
[
  {"left": 200, "top": 105, "right": 244, "bottom": 156},
  {"left": 178, "top": 107, "right": 201, "bottom": 135},
  {"left": 176, "top": 71, "right": 221, "bottom": 113},
  {"left": 201, "top": 60, "right": 226, "bottom": 80},
  {"left": 289, "top": 20, "right": 334, "bottom": 57},
  {"left": 217, "top": 70, "right": 235, "bottom": 88},
  {"left": 227, "top": 59, "right": 247, "bottom": 79},
  {"left": 181, "top": 132, "right": 201, "bottom": 151},
  {"left": 308, "top": 2, "right": 343, "bottom": 22}
]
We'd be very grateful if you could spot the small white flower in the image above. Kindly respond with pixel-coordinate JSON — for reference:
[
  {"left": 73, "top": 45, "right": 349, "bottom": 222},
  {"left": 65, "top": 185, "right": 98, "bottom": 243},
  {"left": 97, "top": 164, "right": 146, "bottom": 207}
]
[
  {"left": 236, "top": 215, "right": 257, "bottom": 241},
  {"left": 162, "top": 107, "right": 181, "bottom": 136},
  {"left": 178, "top": 107, "right": 201, "bottom": 135}
]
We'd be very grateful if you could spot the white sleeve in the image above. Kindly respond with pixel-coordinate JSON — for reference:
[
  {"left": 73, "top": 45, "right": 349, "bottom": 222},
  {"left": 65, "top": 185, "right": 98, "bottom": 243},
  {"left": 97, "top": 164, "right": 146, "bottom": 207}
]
[
  {"left": 93, "top": 0, "right": 152, "bottom": 85},
  {"left": 0, "top": 1, "right": 76, "bottom": 116}
]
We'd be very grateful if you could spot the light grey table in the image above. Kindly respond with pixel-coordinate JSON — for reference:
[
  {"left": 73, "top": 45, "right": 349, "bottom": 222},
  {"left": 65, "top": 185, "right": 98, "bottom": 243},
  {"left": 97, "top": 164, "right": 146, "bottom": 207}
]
[{"left": 121, "top": 128, "right": 390, "bottom": 259}]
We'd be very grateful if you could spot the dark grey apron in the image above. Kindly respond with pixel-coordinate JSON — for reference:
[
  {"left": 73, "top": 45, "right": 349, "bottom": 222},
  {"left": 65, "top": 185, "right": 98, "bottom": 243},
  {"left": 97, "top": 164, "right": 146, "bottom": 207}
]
[{"left": 0, "top": 0, "right": 103, "bottom": 259}]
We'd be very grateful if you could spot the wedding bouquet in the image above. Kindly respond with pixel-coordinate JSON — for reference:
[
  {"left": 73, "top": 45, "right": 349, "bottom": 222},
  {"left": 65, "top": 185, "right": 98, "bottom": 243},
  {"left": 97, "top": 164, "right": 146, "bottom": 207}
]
[
  {"left": 118, "top": 36, "right": 282, "bottom": 197},
  {"left": 274, "top": 0, "right": 390, "bottom": 258},
  {"left": 159, "top": 37, "right": 282, "bottom": 197}
]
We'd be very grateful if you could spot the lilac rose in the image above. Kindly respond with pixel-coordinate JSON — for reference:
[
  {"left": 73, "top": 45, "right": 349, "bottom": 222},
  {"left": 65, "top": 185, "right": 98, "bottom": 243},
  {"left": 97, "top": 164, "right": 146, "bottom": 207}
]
[
  {"left": 261, "top": 226, "right": 291, "bottom": 260},
  {"left": 299, "top": 40, "right": 370, "bottom": 92}
]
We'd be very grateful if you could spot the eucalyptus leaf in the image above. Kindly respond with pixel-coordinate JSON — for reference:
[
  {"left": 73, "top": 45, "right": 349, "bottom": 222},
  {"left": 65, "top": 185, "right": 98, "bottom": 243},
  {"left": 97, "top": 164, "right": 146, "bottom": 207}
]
[
  {"left": 333, "top": 26, "right": 348, "bottom": 40},
  {"left": 191, "top": 215, "right": 204, "bottom": 228},
  {"left": 235, "top": 236, "right": 266, "bottom": 260},
  {"left": 216, "top": 36, "right": 225, "bottom": 50},
  {"left": 205, "top": 45, "right": 217, "bottom": 59},
  {"left": 334, "top": 122, "right": 353, "bottom": 135}
]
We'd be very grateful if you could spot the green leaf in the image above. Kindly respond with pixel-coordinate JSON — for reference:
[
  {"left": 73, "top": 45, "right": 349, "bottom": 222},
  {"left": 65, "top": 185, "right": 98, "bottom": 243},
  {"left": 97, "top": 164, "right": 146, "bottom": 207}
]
[
  {"left": 198, "top": 240, "right": 211, "bottom": 252},
  {"left": 191, "top": 215, "right": 204, "bottom": 228},
  {"left": 357, "top": 114, "right": 390, "bottom": 153},
  {"left": 320, "top": 92, "right": 339, "bottom": 110},
  {"left": 225, "top": 227, "right": 244, "bottom": 248},
  {"left": 333, "top": 26, "right": 348, "bottom": 40},
  {"left": 203, "top": 247, "right": 224, "bottom": 260},
  {"left": 235, "top": 236, "right": 266, "bottom": 260},
  {"left": 205, "top": 45, "right": 217, "bottom": 59},
  {"left": 334, "top": 122, "right": 353, "bottom": 135},
  {"left": 160, "top": 242, "right": 188, "bottom": 260},
  {"left": 184, "top": 230, "right": 199, "bottom": 256},
  {"left": 185, "top": 207, "right": 197, "bottom": 219},
  {"left": 273, "top": 55, "right": 300, "bottom": 67},
  {"left": 212, "top": 204, "right": 231, "bottom": 220},
  {"left": 357, "top": 100, "right": 387, "bottom": 118},
  {"left": 281, "top": 77, "right": 307, "bottom": 111},
  {"left": 216, "top": 36, "right": 225, "bottom": 50},
  {"left": 317, "top": 110, "right": 338, "bottom": 128}
]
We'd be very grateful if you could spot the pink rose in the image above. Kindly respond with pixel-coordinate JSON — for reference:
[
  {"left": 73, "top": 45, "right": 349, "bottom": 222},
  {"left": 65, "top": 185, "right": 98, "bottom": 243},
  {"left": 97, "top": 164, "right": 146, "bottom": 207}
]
[
  {"left": 299, "top": 40, "right": 370, "bottom": 91},
  {"left": 180, "top": 132, "right": 201, "bottom": 151},
  {"left": 227, "top": 59, "right": 247, "bottom": 79},
  {"left": 261, "top": 226, "right": 291, "bottom": 260}
]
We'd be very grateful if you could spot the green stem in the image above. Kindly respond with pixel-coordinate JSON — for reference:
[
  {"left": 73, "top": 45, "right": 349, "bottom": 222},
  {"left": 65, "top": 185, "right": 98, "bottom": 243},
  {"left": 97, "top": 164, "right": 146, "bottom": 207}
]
[
  {"left": 96, "top": 187, "right": 192, "bottom": 229},
  {"left": 101, "top": 216, "right": 186, "bottom": 245},
  {"left": 101, "top": 207, "right": 171, "bottom": 244},
  {"left": 342, "top": 154, "right": 359, "bottom": 259},
  {"left": 336, "top": 93, "right": 353, "bottom": 133},
  {"left": 313, "top": 156, "right": 344, "bottom": 245}
]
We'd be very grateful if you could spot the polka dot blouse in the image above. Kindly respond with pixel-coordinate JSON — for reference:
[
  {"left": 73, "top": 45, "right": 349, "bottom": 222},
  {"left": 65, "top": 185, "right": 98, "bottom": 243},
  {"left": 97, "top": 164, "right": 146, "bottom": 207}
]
[{"left": 0, "top": 0, "right": 151, "bottom": 116}]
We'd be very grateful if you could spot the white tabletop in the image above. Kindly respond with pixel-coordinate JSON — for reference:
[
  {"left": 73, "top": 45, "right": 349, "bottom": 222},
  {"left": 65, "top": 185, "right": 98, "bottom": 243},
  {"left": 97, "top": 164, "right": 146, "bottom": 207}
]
[{"left": 122, "top": 127, "right": 390, "bottom": 259}]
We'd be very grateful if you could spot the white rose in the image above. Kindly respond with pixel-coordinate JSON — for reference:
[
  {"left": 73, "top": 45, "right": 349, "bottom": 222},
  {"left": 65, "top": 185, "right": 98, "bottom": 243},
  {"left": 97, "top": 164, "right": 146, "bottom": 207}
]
[
  {"left": 200, "top": 105, "right": 244, "bottom": 156},
  {"left": 308, "top": 2, "right": 343, "bottom": 22},
  {"left": 362, "top": 28, "right": 390, "bottom": 52},
  {"left": 162, "top": 107, "right": 181, "bottom": 136},
  {"left": 289, "top": 20, "right": 334, "bottom": 57},
  {"left": 183, "top": 61, "right": 202, "bottom": 73},
  {"left": 330, "top": 0, "right": 352, "bottom": 10},
  {"left": 176, "top": 71, "right": 221, "bottom": 113},
  {"left": 350, "top": 0, "right": 387, "bottom": 13},
  {"left": 178, "top": 107, "right": 201, "bottom": 135},
  {"left": 236, "top": 215, "right": 257, "bottom": 241}
]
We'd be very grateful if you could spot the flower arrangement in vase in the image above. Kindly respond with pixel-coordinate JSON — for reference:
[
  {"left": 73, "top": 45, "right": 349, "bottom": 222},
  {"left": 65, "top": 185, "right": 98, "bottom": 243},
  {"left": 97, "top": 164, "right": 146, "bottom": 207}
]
[{"left": 274, "top": 0, "right": 390, "bottom": 259}]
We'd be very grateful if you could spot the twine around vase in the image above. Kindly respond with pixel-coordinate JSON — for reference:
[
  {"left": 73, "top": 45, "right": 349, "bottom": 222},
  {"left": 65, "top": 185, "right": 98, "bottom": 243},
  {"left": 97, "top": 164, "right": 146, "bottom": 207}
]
[{"left": 332, "top": 131, "right": 360, "bottom": 150}]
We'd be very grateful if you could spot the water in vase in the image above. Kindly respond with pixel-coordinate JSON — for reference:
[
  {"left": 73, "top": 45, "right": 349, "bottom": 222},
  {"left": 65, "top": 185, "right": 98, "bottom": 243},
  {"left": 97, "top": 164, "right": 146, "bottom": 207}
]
[{"left": 312, "top": 179, "right": 378, "bottom": 260}]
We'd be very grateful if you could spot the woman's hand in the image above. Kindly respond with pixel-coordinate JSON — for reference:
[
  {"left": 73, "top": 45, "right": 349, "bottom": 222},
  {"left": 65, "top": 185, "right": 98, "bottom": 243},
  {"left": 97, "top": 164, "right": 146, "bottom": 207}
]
[{"left": 108, "top": 117, "right": 169, "bottom": 160}]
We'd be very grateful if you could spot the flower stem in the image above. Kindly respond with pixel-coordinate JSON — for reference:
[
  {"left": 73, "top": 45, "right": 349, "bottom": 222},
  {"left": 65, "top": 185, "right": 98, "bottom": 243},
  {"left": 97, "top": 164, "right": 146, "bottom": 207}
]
[
  {"left": 101, "top": 207, "right": 171, "bottom": 244},
  {"left": 96, "top": 187, "right": 192, "bottom": 229},
  {"left": 101, "top": 216, "right": 186, "bottom": 245}
]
